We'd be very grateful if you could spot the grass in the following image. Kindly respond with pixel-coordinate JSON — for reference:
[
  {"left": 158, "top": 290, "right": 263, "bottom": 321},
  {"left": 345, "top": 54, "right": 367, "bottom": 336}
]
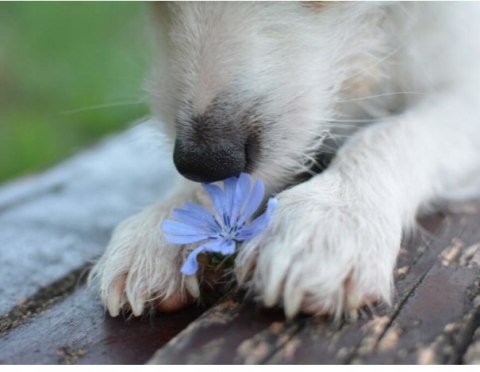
[{"left": 0, "top": 2, "right": 153, "bottom": 184}]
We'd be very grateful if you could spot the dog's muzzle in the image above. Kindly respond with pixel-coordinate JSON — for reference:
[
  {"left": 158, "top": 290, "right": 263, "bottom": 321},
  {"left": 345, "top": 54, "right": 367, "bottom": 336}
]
[{"left": 173, "top": 97, "right": 262, "bottom": 183}]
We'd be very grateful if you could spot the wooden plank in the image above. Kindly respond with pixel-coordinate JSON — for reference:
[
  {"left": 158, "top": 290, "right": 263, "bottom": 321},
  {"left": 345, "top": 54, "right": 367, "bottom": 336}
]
[
  {"left": 0, "top": 122, "right": 210, "bottom": 364},
  {"left": 0, "top": 121, "right": 178, "bottom": 315},
  {"left": 147, "top": 202, "right": 480, "bottom": 364},
  {"left": 464, "top": 326, "right": 480, "bottom": 364},
  {"left": 352, "top": 207, "right": 480, "bottom": 364},
  {"left": 0, "top": 286, "right": 205, "bottom": 364},
  {"left": 259, "top": 204, "right": 480, "bottom": 364},
  {"left": 146, "top": 292, "right": 298, "bottom": 364}
]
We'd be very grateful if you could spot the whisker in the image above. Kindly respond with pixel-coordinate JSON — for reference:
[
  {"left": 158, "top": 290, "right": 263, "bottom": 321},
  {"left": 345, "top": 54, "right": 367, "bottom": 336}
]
[
  {"left": 55, "top": 98, "right": 146, "bottom": 116},
  {"left": 341, "top": 33, "right": 412, "bottom": 83},
  {"left": 334, "top": 91, "right": 426, "bottom": 104}
]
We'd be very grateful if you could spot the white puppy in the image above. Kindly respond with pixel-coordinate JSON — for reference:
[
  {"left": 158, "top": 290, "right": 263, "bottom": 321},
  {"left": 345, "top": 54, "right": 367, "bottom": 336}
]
[{"left": 89, "top": 2, "right": 480, "bottom": 319}]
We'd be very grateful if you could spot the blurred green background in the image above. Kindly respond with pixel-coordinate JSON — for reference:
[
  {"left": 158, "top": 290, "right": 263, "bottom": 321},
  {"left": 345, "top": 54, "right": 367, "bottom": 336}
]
[{"left": 0, "top": 2, "right": 152, "bottom": 185}]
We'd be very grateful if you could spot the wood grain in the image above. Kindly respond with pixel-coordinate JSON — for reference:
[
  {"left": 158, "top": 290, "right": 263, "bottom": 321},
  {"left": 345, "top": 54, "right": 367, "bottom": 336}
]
[{"left": 148, "top": 203, "right": 480, "bottom": 365}]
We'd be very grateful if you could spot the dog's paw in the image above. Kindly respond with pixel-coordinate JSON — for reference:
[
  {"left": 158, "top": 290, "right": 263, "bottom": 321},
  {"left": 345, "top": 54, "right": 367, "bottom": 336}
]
[
  {"left": 235, "top": 173, "right": 402, "bottom": 319},
  {"left": 88, "top": 202, "right": 200, "bottom": 317}
]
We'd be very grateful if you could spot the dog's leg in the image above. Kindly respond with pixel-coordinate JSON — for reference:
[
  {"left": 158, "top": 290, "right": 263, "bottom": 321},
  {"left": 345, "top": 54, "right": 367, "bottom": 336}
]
[
  {"left": 236, "top": 85, "right": 480, "bottom": 318},
  {"left": 88, "top": 180, "right": 208, "bottom": 317}
]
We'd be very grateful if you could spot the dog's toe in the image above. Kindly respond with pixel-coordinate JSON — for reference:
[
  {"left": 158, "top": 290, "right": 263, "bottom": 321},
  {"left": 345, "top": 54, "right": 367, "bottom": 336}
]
[
  {"left": 88, "top": 205, "right": 194, "bottom": 317},
  {"left": 106, "top": 275, "right": 127, "bottom": 317},
  {"left": 104, "top": 273, "right": 195, "bottom": 316},
  {"left": 155, "top": 291, "right": 195, "bottom": 312}
]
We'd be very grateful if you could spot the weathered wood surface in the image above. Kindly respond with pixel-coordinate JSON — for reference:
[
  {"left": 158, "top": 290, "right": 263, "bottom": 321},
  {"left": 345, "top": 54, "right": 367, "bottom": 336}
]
[
  {"left": 1, "top": 121, "right": 479, "bottom": 364},
  {"left": 0, "top": 287, "right": 204, "bottom": 364},
  {"left": 0, "top": 122, "right": 206, "bottom": 364},
  {"left": 0, "top": 122, "right": 177, "bottom": 315},
  {"left": 147, "top": 203, "right": 480, "bottom": 365}
]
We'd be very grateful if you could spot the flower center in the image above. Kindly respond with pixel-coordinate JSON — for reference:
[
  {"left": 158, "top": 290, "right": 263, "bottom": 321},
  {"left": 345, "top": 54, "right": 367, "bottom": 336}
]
[{"left": 218, "top": 212, "right": 244, "bottom": 241}]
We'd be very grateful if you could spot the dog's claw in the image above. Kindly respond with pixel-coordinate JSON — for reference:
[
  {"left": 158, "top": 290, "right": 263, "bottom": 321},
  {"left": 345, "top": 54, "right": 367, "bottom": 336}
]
[
  {"left": 107, "top": 296, "right": 120, "bottom": 317},
  {"left": 283, "top": 266, "right": 303, "bottom": 318},
  {"left": 128, "top": 291, "right": 145, "bottom": 316},
  {"left": 107, "top": 277, "right": 125, "bottom": 317},
  {"left": 185, "top": 275, "right": 200, "bottom": 298},
  {"left": 262, "top": 256, "right": 291, "bottom": 308}
]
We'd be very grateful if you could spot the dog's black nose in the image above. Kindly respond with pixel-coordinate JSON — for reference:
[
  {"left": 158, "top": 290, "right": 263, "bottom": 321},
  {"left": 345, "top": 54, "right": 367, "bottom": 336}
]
[{"left": 173, "top": 138, "right": 246, "bottom": 183}]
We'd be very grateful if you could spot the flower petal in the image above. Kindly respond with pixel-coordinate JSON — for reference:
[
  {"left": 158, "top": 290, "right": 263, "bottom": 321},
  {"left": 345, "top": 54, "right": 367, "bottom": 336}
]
[
  {"left": 163, "top": 233, "right": 210, "bottom": 245},
  {"left": 180, "top": 239, "right": 233, "bottom": 275},
  {"left": 172, "top": 205, "right": 217, "bottom": 230},
  {"left": 237, "top": 197, "right": 278, "bottom": 241},
  {"left": 180, "top": 245, "right": 208, "bottom": 276},
  {"left": 203, "top": 238, "right": 228, "bottom": 253},
  {"left": 237, "top": 179, "right": 265, "bottom": 226},
  {"left": 203, "top": 183, "right": 226, "bottom": 220},
  {"left": 217, "top": 239, "right": 236, "bottom": 255},
  {"left": 223, "top": 176, "right": 238, "bottom": 221},
  {"left": 230, "top": 173, "right": 251, "bottom": 225},
  {"left": 162, "top": 219, "right": 210, "bottom": 236},
  {"left": 182, "top": 202, "right": 218, "bottom": 220}
]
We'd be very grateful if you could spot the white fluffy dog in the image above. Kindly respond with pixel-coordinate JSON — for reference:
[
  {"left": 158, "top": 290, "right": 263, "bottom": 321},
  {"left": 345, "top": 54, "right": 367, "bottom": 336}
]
[{"left": 89, "top": 2, "right": 480, "bottom": 319}]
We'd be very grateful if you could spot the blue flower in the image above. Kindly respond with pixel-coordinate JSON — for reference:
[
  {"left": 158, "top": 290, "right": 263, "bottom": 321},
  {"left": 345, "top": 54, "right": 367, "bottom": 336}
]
[{"left": 161, "top": 173, "right": 277, "bottom": 276}]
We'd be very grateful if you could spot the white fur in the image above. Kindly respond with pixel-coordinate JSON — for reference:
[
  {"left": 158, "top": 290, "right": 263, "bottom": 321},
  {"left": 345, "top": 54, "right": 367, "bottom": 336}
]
[{"left": 89, "top": 2, "right": 480, "bottom": 318}]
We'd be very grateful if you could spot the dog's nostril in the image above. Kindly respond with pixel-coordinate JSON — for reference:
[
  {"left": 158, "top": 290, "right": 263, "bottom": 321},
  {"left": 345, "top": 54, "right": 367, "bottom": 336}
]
[{"left": 173, "top": 138, "right": 247, "bottom": 183}]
